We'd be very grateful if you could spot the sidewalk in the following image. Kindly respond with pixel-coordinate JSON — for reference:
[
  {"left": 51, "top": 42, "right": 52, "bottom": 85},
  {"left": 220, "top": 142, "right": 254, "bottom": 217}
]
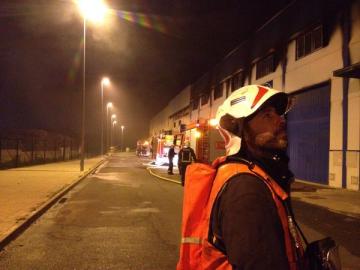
[
  {"left": 291, "top": 181, "right": 360, "bottom": 218},
  {"left": 0, "top": 157, "right": 105, "bottom": 245},
  {"left": 147, "top": 164, "right": 360, "bottom": 218}
]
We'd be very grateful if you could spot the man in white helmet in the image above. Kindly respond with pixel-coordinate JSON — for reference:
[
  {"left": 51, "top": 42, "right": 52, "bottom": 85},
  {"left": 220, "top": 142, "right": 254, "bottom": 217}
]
[{"left": 208, "top": 85, "right": 304, "bottom": 269}]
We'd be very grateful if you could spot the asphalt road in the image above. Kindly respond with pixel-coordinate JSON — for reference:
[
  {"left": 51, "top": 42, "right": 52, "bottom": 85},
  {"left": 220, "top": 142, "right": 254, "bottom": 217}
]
[
  {"left": 0, "top": 152, "right": 359, "bottom": 269},
  {"left": 0, "top": 153, "right": 183, "bottom": 269}
]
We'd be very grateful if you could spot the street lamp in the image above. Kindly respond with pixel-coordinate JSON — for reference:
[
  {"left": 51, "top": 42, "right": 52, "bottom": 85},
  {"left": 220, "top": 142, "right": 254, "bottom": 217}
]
[
  {"left": 111, "top": 119, "right": 117, "bottom": 147},
  {"left": 100, "top": 77, "right": 110, "bottom": 155},
  {"left": 110, "top": 114, "right": 116, "bottom": 148},
  {"left": 121, "top": 125, "right": 125, "bottom": 152},
  {"left": 78, "top": 0, "right": 108, "bottom": 23},
  {"left": 106, "top": 102, "right": 113, "bottom": 151},
  {"left": 76, "top": 0, "right": 109, "bottom": 171}
]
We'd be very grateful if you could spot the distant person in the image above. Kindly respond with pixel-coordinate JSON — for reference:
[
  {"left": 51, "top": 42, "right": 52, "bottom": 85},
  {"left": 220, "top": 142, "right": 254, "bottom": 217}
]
[
  {"left": 168, "top": 144, "right": 175, "bottom": 175},
  {"left": 150, "top": 138, "right": 155, "bottom": 159},
  {"left": 177, "top": 142, "right": 196, "bottom": 186}
]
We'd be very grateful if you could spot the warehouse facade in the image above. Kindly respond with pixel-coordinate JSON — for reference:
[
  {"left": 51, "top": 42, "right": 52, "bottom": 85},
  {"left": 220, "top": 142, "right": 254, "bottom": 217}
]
[{"left": 149, "top": 0, "right": 360, "bottom": 190}]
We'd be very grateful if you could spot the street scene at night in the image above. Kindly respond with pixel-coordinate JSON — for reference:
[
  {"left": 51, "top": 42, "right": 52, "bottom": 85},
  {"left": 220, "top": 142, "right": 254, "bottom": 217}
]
[{"left": 0, "top": 0, "right": 360, "bottom": 269}]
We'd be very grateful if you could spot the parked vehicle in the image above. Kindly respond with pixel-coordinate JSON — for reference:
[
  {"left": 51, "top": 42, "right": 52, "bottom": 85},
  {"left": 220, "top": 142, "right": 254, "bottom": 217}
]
[{"left": 136, "top": 140, "right": 151, "bottom": 157}]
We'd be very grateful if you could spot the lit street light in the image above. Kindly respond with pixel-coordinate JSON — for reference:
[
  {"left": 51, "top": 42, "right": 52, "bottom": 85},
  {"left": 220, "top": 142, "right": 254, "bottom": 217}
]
[
  {"left": 78, "top": 0, "right": 108, "bottom": 23},
  {"left": 106, "top": 102, "right": 113, "bottom": 151},
  {"left": 110, "top": 114, "right": 116, "bottom": 148},
  {"left": 76, "top": 0, "right": 109, "bottom": 171},
  {"left": 209, "top": 118, "right": 219, "bottom": 127},
  {"left": 100, "top": 77, "right": 110, "bottom": 155},
  {"left": 111, "top": 119, "right": 117, "bottom": 148},
  {"left": 121, "top": 125, "right": 125, "bottom": 152}
]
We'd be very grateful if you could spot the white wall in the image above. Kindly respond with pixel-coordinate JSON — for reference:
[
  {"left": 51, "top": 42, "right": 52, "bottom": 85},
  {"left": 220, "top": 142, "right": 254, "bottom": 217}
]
[
  {"left": 149, "top": 85, "right": 191, "bottom": 136},
  {"left": 149, "top": 106, "right": 171, "bottom": 136},
  {"left": 168, "top": 85, "right": 191, "bottom": 116},
  {"left": 329, "top": 77, "right": 344, "bottom": 188},
  {"left": 285, "top": 27, "right": 343, "bottom": 92},
  {"left": 346, "top": 1, "right": 360, "bottom": 190},
  {"left": 347, "top": 78, "right": 360, "bottom": 190}
]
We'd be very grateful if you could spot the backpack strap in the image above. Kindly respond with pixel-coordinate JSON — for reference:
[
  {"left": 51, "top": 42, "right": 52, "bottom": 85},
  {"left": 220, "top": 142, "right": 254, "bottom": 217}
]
[
  {"left": 211, "top": 156, "right": 288, "bottom": 200},
  {"left": 206, "top": 160, "right": 302, "bottom": 269}
]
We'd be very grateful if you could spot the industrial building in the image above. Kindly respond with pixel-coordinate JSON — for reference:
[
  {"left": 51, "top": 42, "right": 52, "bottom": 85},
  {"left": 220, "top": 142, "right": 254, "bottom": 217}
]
[{"left": 149, "top": 0, "right": 360, "bottom": 190}]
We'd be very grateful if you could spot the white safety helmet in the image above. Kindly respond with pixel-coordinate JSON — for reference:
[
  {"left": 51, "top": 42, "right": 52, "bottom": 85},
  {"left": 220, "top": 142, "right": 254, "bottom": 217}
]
[{"left": 216, "top": 85, "right": 292, "bottom": 156}]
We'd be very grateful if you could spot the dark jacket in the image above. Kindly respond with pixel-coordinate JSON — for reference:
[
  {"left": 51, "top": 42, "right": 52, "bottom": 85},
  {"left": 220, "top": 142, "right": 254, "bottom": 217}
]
[
  {"left": 178, "top": 147, "right": 196, "bottom": 165},
  {"left": 168, "top": 147, "right": 175, "bottom": 160},
  {"left": 210, "top": 150, "right": 294, "bottom": 270}
]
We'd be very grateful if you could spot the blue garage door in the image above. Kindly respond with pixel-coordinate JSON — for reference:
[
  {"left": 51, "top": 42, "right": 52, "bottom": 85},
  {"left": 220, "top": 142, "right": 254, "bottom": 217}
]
[{"left": 287, "top": 84, "right": 330, "bottom": 184}]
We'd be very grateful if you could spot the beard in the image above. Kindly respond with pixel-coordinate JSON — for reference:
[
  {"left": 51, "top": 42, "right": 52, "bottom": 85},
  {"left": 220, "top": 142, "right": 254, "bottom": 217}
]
[{"left": 254, "top": 130, "right": 288, "bottom": 151}]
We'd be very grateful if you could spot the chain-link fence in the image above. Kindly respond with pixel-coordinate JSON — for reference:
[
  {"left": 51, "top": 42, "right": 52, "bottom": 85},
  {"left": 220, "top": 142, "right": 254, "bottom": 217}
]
[{"left": 0, "top": 136, "right": 79, "bottom": 169}]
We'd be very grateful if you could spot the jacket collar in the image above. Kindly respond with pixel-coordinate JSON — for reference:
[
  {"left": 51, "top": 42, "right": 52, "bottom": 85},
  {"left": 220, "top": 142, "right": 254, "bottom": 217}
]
[{"left": 234, "top": 149, "right": 294, "bottom": 192}]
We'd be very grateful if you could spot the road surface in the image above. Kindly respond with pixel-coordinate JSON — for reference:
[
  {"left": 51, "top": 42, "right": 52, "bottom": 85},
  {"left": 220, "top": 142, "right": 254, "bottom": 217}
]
[{"left": 0, "top": 152, "right": 359, "bottom": 269}]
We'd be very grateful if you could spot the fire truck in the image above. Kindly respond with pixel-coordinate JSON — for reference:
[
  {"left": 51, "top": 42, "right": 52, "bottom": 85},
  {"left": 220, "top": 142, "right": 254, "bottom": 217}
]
[
  {"left": 136, "top": 140, "right": 151, "bottom": 157},
  {"left": 154, "top": 134, "right": 180, "bottom": 166}
]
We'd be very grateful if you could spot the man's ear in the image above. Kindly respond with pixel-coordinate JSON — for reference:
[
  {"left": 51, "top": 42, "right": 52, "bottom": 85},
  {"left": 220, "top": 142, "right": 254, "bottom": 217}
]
[{"left": 219, "top": 114, "right": 243, "bottom": 136}]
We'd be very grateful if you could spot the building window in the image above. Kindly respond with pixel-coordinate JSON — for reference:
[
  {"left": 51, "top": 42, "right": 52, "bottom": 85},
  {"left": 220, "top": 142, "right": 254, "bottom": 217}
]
[
  {"left": 213, "top": 83, "right": 223, "bottom": 100},
  {"left": 296, "top": 26, "right": 323, "bottom": 60},
  {"left": 256, "top": 54, "right": 274, "bottom": 79},
  {"left": 174, "top": 122, "right": 176, "bottom": 128},
  {"left": 225, "top": 78, "right": 231, "bottom": 97},
  {"left": 201, "top": 93, "right": 209, "bottom": 106},
  {"left": 192, "top": 98, "right": 199, "bottom": 110},
  {"left": 231, "top": 71, "right": 243, "bottom": 92}
]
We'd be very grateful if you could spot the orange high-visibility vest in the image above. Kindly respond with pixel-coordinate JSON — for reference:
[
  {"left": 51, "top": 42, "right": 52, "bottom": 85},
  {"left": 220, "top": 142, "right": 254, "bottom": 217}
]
[{"left": 177, "top": 158, "right": 304, "bottom": 270}]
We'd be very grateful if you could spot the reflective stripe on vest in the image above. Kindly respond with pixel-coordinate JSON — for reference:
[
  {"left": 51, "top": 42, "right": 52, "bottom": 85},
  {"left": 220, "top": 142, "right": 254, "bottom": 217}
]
[{"left": 181, "top": 237, "right": 202, "bottom": 244}]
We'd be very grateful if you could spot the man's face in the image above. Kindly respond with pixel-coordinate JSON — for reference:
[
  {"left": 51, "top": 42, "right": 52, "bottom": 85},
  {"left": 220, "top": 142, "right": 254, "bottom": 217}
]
[{"left": 244, "top": 106, "right": 287, "bottom": 151}]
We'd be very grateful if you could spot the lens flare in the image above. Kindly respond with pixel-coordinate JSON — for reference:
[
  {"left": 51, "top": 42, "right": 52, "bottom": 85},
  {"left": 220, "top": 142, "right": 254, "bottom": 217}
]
[{"left": 117, "top": 10, "right": 167, "bottom": 35}]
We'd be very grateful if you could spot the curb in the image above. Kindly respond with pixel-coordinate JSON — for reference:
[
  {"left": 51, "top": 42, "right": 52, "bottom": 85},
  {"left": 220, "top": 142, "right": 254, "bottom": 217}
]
[
  {"left": 294, "top": 179, "right": 333, "bottom": 189},
  {"left": 146, "top": 167, "right": 182, "bottom": 185},
  {"left": 0, "top": 158, "right": 106, "bottom": 251}
]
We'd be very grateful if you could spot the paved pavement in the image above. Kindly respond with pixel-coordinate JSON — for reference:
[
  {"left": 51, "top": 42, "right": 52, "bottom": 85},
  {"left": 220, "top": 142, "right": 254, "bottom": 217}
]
[
  {"left": 0, "top": 156, "right": 105, "bottom": 248},
  {"left": 146, "top": 162, "right": 360, "bottom": 219}
]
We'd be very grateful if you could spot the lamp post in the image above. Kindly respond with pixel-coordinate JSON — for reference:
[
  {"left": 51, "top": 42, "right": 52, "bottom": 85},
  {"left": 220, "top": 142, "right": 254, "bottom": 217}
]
[
  {"left": 111, "top": 119, "right": 117, "bottom": 148},
  {"left": 110, "top": 114, "right": 116, "bottom": 148},
  {"left": 121, "top": 125, "right": 125, "bottom": 152},
  {"left": 106, "top": 102, "right": 113, "bottom": 152},
  {"left": 100, "top": 77, "right": 110, "bottom": 155},
  {"left": 77, "top": 0, "right": 109, "bottom": 171}
]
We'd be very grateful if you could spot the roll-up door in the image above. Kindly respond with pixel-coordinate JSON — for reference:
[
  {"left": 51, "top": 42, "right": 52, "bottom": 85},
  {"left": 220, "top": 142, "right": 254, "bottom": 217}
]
[{"left": 287, "top": 84, "right": 330, "bottom": 184}]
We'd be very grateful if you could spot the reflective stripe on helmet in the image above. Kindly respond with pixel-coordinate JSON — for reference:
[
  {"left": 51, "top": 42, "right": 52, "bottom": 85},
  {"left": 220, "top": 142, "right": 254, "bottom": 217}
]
[{"left": 251, "top": 85, "right": 269, "bottom": 108}]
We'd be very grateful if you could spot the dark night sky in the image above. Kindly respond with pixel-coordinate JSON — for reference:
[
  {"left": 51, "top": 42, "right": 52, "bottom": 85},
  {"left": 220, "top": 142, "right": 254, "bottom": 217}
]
[{"left": 0, "top": 0, "right": 291, "bottom": 151}]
